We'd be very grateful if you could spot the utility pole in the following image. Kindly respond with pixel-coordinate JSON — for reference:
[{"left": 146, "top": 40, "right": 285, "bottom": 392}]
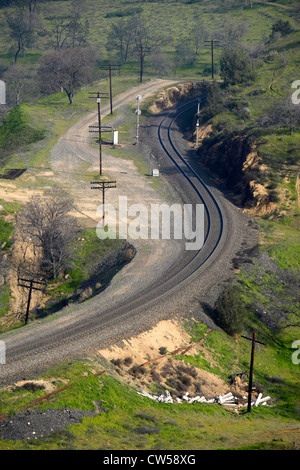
[
  {"left": 195, "top": 99, "right": 201, "bottom": 146},
  {"left": 89, "top": 92, "right": 109, "bottom": 176},
  {"left": 18, "top": 277, "right": 46, "bottom": 325},
  {"left": 136, "top": 45, "right": 151, "bottom": 83},
  {"left": 241, "top": 332, "right": 265, "bottom": 412},
  {"left": 98, "top": 64, "right": 120, "bottom": 114},
  {"left": 135, "top": 94, "right": 142, "bottom": 144},
  {"left": 90, "top": 180, "right": 117, "bottom": 228},
  {"left": 204, "top": 39, "right": 222, "bottom": 80}
]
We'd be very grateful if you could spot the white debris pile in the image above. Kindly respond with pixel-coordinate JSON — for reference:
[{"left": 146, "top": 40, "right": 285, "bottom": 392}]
[
  {"left": 253, "top": 392, "right": 271, "bottom": 407},
  {"left": 137, "top": 390, "right": 271, "bottom": 408}
]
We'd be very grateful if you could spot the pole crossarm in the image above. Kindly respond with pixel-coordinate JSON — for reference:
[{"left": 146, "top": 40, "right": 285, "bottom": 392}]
[
  {"left": 89, "top": 126, "right": 113, "bottom": 134},
  {"left": 98, "top": 65, "right": 120, "bottom": 70},
  {"left": 18, "top": 282, "right": 45, "bottom": 292},
  {"left": 88, "top": 92, "right": 109, "bottom": 98},
  {"left": 241, "top": 335, "right": 265, "bottom": 346},
  {"left": 91, "top": 181, "right": 117, "bottom": 190},
  {"left": 18, "top": 277, "right": 46, "bottom": 291}
]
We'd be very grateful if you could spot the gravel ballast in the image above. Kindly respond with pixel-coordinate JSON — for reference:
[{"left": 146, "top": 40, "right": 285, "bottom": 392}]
[{"left": 0, "top": 408, "right": 95, "bottom": 441}]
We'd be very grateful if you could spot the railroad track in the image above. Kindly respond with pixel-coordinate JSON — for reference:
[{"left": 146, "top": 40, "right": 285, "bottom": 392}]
[{"left": 0, "top": 98, "right": 226, "bottom": 385}]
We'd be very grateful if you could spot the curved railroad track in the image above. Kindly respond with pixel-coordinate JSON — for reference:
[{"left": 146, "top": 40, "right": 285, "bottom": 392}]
[{"left": 0, "top": 97, "right": 227, "bottom": 385}]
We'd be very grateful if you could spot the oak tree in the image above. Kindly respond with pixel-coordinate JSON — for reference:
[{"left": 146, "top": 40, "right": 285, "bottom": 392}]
[{"left": 37, "top": 47, "right": 95, "bottom": 104}]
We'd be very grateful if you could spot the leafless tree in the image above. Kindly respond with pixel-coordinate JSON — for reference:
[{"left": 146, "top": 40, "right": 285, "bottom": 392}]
[
  {"left": 106, "top": 17, "right": 135, "bottom": 64},
  {"left": 5, "top": 7, "right": 35, "bottom": 63},
  {"left": 3, "top": 63, "right": 38, "bottom": 106},
  {"left": 216, "top": 18, "right": 248, "bottom": 47},
  {"left": 16, "top": 189, "right": 79, "bottom": 280},
  {"left": 45, "top": 12, "right": 89, "bottom": 50},
  {"left": 175, "top": 41, "right": 196, "bottom": 71},
  {"left": 133, "top": 17, "right": 161, "bottom": 82},
  {"left": 37, "top": 47, "right": 95, "bottom": 104},
  {"left": 191, "top": 19, "right": 209, "bottom": 54},
  {"left": 258, "top": 97, "right": 300, "bottom": 136},
  {"left": 149, "top": 48, "right": 172, "bottom": 76}
]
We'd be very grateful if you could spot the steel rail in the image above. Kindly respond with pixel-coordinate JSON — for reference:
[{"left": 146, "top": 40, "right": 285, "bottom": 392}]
[
  {"left": 1, "top": 99, "right": 226, "bottom": 379},
  {"left": 158, "top": 98, "right": 224, "bottom": 260}
]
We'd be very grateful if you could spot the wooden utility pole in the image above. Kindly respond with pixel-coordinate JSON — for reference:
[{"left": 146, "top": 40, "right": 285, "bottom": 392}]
[
  {"left": 90, "top": 180, "right": 117, "bottom": 228},
  {"left": 18, "top": 277, "right": 46, "bottom": 325},
  {"left": 241, "top": 332, "right": 265, "bottom": 412},
  {"left": 135, "top": 94, "right": 142, "bottom": 144},
  {"left": 136, "top": 45, "right": 151, "bottom": 83},
  {"left": 98, "top": 64, "right": 120, "bottom": 114},
  {"left": 89, "top": 92, "right": 109, "bottom": 176},
  {"left": 195, "top": 99, "right": 201, "bottom": 146},
  {"left": 204, "top": 39, "right": 222, "bottom": 80}
]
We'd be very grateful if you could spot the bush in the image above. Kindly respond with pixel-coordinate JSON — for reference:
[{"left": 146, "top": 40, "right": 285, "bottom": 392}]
[
  {"left": 202, "top": 82, "right": 224, "bottom": 121},
  {"left": 220, "top": 46, "right": 255, "bottom": 86},
  {"left": 270, "top": 20, "right": 293, "bottom": 39},
  {"left": 0, "top": 105, "right": 45, "bottom": 163},
  {"left": 213, "top": 284, "right": 248, "bottom": 335}
]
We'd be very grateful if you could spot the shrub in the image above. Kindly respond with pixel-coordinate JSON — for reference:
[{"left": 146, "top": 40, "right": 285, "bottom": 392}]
[
  {"left": 270, "top": 20, "right": 293, "bottom": 39},
  {"left": 220, "top": 46, "right": 255, "bottom": 85},
  {"left": 159, "top": 346, "right": 168, "bottom": 355},
  {"left": 123, "top": 356, "right": 133, "bottom": 367},
  {"left": 129, "top": 365, "right": 146, "bottom": 376},
  {"left": 213, "top": 284, "right": 248, "bottom": 335}
]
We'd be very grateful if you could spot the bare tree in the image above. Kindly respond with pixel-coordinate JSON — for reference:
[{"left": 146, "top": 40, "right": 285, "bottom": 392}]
[
  {"left": 3, "top": 63, "right": 38, "bottom": 106},
  {"left": 258, "top": 97, "right": 300, "bottom": 136},
  {"left": 45, "top": 10, "right": 89, "bottom": 51},
  {"left": 175, "top": 41, "right": 196, "bottom": 71},
  {"left": 149, "top": 48, "right": 172, "bottom": 76},
  {"left": 133, "top": 17, "right": 161, "bottom": 82},
  {"left": 191, "top": 19, "right": 209, "bottom": 54},
  {"left": 5, "top": 7, "right": 35, "bottom": 63},
  {"left": 37, "top": 47, "right": 95, "bottom": 104},
  {"left": 16, "top": 189, "right": 79, "bottom": 280},
  {"left": 216, "top": 18, "right": 248, "bottom": 47},
  {"left": 106, "top": 17, "right": 135, "bottom": 64}
]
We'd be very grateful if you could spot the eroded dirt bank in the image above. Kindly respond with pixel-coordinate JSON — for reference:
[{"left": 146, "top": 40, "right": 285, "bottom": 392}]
[
  {"left": 150, "top": 82, "right": 283, "bottom": 217},
  {"left": 196, "top": 132, "right": 273, "bottom": 216}
]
